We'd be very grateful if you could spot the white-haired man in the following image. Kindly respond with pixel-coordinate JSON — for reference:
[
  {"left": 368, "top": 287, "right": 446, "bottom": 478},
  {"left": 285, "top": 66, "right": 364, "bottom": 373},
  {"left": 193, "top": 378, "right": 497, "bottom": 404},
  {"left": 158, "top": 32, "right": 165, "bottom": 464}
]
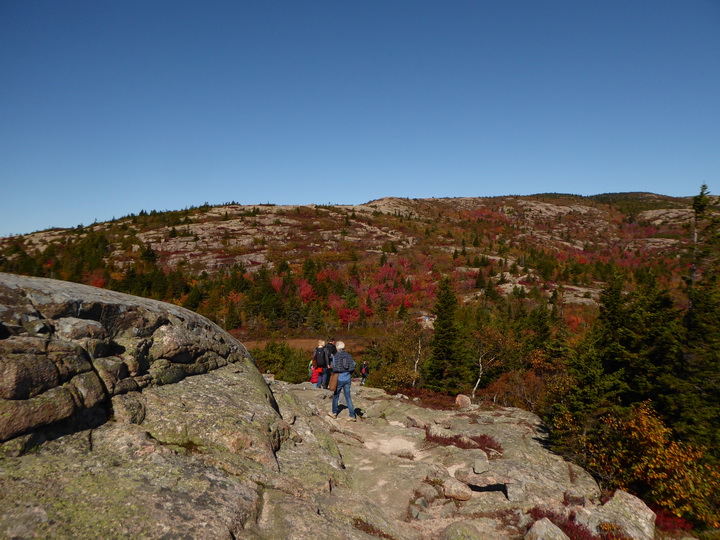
[{"left": 328, "top": 341, "right": 357, "bottom": 421}]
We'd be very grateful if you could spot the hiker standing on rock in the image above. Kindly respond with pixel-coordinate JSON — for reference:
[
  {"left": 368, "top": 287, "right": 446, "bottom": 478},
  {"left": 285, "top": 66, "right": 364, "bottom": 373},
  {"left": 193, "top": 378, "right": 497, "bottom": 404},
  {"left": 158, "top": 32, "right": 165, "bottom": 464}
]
[
  {"left": 313, "top": 339, "right": 329, "bottom": 388},
  {"left": 323, "top": 338, "right": 337, "bottom": 389},
  {"left": 360, "top": 360, "right": 370, "bottom": 386},
  {"left": 309, "top": 364, "right": 323, "bottom": 388},
  {"left": 329, "top": 341, "right": 357, "bottom": 421}
]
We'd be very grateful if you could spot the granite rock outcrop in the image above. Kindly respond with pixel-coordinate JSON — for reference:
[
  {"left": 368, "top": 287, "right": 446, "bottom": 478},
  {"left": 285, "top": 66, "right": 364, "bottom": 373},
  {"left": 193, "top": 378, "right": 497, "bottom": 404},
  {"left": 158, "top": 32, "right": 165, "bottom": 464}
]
[{"left": 0, "top": 274, "right": 656, "bottom": 539}]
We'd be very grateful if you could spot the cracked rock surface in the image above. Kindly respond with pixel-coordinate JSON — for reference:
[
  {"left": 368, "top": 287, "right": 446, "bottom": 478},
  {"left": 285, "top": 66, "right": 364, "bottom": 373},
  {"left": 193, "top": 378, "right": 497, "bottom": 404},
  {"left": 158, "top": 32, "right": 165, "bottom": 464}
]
[{"left": 0, "top": 274, "right": 655, "bottom": 539}]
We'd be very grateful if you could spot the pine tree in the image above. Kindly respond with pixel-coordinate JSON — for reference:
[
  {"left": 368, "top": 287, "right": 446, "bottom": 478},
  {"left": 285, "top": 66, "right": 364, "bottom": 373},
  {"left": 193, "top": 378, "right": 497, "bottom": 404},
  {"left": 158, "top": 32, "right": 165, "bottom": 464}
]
[
  {"left": 523, "top": 302, "right": 552, "bottom": 354},
  {"left": 225, "top": 302, "right": 242, "bottom": 330},
  {"left": 474, "top": 270, "right": 485, "bottom": 289},
  {"left": 183, "top": 286, "right": 203, "bottom": 310}
]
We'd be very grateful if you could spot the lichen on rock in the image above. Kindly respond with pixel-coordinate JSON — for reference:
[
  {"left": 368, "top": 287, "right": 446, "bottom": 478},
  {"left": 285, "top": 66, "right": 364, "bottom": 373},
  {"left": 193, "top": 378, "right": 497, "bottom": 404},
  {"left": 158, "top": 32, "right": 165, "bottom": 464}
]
[{"left": 0, "top": 273, "right": 657, "bottom": 539}]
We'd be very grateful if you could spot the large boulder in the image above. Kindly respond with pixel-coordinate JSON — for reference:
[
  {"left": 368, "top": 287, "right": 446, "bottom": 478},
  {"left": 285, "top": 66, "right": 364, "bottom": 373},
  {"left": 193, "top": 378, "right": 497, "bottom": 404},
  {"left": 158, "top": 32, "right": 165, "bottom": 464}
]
[
  {"left": 0, "top": 274, "right": 288, "bottom": 537},
  {"left": 524, "top": 518, "right": 570, "bottom": 540},
  {"left": 444, "top": 478, "right": 473, "bottom": 501},
  {"left": 575, "top": 490, "right": 656, "bottom": 540},
  {"left": 0, "top": 274, "right": 407, "bottom": 539},
  {"left": 0, "top": 272, "right": 257, "bottom": 442}
]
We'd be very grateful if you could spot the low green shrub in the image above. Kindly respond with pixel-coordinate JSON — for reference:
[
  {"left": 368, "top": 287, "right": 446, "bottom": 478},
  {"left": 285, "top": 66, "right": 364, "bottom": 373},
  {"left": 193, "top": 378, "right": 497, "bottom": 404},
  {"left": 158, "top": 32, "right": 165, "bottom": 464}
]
[{"left": 249, "top": 341, "right": 309, "bottom": 384}]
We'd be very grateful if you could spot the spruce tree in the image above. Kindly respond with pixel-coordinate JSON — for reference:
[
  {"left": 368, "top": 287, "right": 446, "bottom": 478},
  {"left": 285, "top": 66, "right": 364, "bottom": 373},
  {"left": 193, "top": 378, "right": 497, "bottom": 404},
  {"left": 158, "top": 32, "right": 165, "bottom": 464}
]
[
  {"left": 225, "top": 302, "right": 241, "bottom": 330},
  {"left": 667, "top": 184, "right": 720, "bottom": 458},
  {"left": 422, "top": 277, "right": 463, "bottom": 393},
  {"left": 552, "top": 274, "right": 684, "bottom": 450},
  {"left": 591, "top": 274, "right": 683, "bottom": 407}
]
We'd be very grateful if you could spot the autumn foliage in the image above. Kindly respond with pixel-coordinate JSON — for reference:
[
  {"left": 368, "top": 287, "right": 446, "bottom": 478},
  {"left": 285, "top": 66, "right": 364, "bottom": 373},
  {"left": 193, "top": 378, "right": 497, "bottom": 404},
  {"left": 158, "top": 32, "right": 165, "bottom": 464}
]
[
  {"left": 581, "top": 402, "right": 720, "bottom": 528},
  {"left": 1, "top": 190, "right": 719, "bottom": 529}
]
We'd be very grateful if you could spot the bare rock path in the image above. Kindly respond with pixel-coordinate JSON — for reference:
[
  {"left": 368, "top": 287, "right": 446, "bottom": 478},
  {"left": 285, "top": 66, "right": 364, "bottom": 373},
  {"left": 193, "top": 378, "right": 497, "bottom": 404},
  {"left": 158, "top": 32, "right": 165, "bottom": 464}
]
[{"left": 274, "top": 381, "right": 608, "bottom": 539}]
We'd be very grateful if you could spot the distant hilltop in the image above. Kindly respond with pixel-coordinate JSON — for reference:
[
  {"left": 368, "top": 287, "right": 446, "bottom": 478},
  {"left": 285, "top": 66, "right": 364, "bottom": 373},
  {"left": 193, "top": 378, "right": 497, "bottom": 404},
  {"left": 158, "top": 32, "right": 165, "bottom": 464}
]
[{"left": 0, "top": 191, "right": 702, "bottom": 317}]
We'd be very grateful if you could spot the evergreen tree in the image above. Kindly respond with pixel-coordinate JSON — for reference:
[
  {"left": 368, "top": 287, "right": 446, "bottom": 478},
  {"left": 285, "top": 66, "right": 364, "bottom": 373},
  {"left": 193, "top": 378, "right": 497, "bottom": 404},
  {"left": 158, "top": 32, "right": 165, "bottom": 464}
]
[
  {"left": 140, "top": 243, "right": 157, "bottom": 264},
  {"left": 305, "top": 301, "right": 324, "bottom": 331},
  {"left": 562, "top": 339, "right": 623, "bottom": 421},
  {"left": 422, "top": 277, "right": 464, "bottom": 393},
  {"left": 474, "top": 270, "right": 485, "bottom": 289},
  {"left": 183, "top": 286, "right": 203, "bottom": 310},
  {"left": 302, "top": 258, "right": 318, "bottom": 285},
  {"left": 591, "top": 274, "right": 683, "bottom": 407},
  {"left": 246, "top": 267, "right": 285, "bottom": 327},
  {"left": 549, "top": 275, "right": 684, "bottom": 455},
  {"left": 225, "top": 302, "right": 242, "bottom": 330},
  {"left": 285, "top": 296, "right": 306, "bottom": 328},
  {"left": 523, "top": 302, "right": 552, "bottom": 354},
  {"left": 667, "top": 185, "right": 720, "bottom": 458},
  {"left": 228, "top": 265, "right": 251, "bottom": 292}
]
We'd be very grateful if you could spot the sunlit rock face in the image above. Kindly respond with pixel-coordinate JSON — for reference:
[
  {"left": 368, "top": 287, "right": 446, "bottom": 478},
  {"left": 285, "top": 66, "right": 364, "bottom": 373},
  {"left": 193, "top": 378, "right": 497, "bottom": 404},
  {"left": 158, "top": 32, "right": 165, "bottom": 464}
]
[
  {"left": 0, "top": 272, "right": 262, "bottom": 442},
  {"left": 0, "top": 273, "right": 654, "bottom": 539}
]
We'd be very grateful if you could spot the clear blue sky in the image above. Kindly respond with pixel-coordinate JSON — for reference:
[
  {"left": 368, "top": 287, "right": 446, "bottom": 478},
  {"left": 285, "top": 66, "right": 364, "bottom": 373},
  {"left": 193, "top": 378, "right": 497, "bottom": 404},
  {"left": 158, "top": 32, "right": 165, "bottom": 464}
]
[{"left": 1, "top": 1, "right": 719, "bottom": 237}]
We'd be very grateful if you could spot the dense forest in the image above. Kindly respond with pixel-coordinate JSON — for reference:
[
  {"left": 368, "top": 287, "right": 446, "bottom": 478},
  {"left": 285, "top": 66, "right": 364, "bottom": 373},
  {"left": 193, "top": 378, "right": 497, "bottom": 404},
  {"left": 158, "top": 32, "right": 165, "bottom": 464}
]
[{"left": 1, "top": 188, "right": 718, "bottom": 530}]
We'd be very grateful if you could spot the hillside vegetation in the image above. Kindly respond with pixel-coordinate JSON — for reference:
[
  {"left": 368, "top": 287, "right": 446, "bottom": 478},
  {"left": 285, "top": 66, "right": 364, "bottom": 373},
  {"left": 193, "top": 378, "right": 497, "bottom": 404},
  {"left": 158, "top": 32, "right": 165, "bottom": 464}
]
[{"left": 1, "top": 188, "right": 719, "bottom": 529}]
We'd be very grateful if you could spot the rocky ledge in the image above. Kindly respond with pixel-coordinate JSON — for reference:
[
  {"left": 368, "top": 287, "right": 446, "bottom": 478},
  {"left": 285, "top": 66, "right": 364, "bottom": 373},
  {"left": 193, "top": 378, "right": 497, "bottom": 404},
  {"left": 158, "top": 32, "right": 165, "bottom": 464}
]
[{"left": 0, "top": 273, "right": 656, "bottom": 539}]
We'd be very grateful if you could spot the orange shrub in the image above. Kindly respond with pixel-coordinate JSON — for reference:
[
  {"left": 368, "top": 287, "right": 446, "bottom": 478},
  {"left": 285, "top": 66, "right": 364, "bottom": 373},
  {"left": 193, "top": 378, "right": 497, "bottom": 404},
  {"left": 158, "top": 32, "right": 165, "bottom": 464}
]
[
  {"left": 481, "top": 370, "right": 547, "bottom": 413},
  {"left": 582, "top": 402, "right": 720, "bottom": 528}
]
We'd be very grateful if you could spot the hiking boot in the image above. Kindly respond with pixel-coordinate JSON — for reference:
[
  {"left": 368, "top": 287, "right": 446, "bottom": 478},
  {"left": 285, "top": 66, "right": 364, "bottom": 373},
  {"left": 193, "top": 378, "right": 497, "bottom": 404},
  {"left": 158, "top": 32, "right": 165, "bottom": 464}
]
[
  {"left": 348, "top": 417, "right": 357, "bottom": 422},
  {"left": 327, "top": 412, "right": 337, "bottom": 419}
]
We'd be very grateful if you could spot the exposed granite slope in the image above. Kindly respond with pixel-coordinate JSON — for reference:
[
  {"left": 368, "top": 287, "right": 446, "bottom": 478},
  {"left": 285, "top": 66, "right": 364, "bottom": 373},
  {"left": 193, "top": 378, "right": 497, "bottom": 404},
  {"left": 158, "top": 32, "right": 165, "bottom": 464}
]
[{"left": 0, "top": 274, "right": 655, "bottom": 539}]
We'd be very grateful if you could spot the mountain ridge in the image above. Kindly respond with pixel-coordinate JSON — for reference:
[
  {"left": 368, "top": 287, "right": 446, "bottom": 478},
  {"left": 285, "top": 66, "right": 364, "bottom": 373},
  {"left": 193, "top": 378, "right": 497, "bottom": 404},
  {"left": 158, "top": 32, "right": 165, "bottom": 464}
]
[{"left": 0, "top": 190, "right": 700, "bottom": 332}]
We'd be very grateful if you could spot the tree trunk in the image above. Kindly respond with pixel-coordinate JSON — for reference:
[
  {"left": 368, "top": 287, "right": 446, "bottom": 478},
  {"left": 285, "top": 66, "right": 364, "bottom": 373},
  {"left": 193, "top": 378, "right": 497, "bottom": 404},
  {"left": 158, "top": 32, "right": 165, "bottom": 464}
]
[
  {"left": 413, "top": 338, "right": 422, "bottom": 387},
  {"left": 471, "top": 363, "right": 483, "bottom": 399}
]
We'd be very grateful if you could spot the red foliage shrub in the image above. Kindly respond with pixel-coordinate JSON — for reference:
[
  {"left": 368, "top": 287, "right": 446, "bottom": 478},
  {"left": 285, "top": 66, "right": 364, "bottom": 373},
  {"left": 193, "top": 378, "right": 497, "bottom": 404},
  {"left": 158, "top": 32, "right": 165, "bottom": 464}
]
[
  {"left": 481, "top": 370, "right": 546, "bottom": 413},
  {"left": 528, "top": 507, "right": 596, "bottom": 540},
  {"left": 424, "top": 426, "right": 474, "bottom": 449},
  {"left": 338, "top": 307, "right": 360, "bottom": 328},
  {"left": 468, "top": 433, "right": 503, "bottom": 456},
  {"left": 352, "top": 518, "right": 396, "bottom": 539},
  {"left": 397, "top": 387, "right": 456, "bottom": 410},
  {"left": 424, "top": 426, "right": 503, "bottom": 456},
  {"left": 297, "top": 279, "right": 317, "bottom": 303},
  {"left": 270, "top": 276, "right": 283, "bottom": 293},
  {"left": 563, "top": 491, "right": 586, "bottom": 507},
  {"left": 651, "top": 507, "right": 692, "bottom": 533},
  {"left": 83, "top": 269, "right": 107, "bottom": 288}
]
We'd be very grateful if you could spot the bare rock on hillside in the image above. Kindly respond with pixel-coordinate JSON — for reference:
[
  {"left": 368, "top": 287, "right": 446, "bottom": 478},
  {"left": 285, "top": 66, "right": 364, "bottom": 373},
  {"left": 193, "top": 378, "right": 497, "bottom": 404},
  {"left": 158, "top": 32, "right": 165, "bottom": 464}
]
[
  {"left": 0, "top": 274, "right": 657, "bottom": 539},
  {"left": 0, "top": 420, "right": 264, "bottom": 538},
  {"left": 575, "top": 490, "right": 656, "bottom": 540},
  {"left": 281, "top": 382, "right": 632, "bottom": 539},
  {"left": 439, "top": 521, "right": 485, "bottom": 539},
  {"left": 524, "top": 517, "right": 570, "bottom": 540}
]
